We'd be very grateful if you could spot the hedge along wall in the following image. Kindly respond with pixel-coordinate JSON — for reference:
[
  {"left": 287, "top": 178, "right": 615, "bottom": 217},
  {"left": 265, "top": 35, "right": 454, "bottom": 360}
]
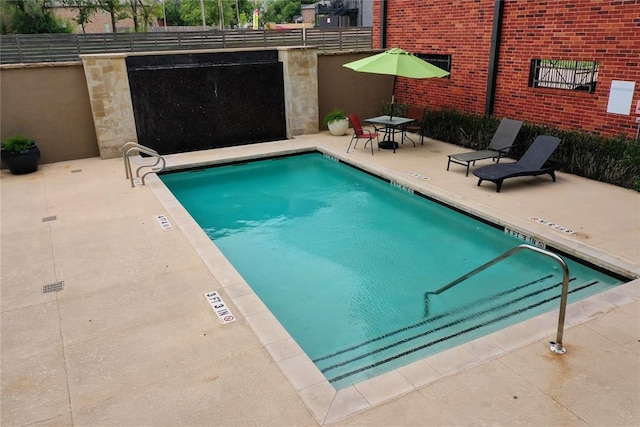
[
  {"left": 420, "top": 109, "right": 640, "bottom": 190},
  {"left": 373, "top": 0, "right": 640, "bottom": 139}
]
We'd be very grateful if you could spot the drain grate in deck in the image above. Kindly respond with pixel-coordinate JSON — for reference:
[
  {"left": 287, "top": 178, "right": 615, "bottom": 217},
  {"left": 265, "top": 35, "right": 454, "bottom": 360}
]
[
  {"left": 42, "top": 215, "right": 57, "bottom": 222},
  {"left": 71, "top": 169, "right": 82, "bottom": 173},
  {"left": 42, "top": 281, "right": 64, "bottom": 293}
]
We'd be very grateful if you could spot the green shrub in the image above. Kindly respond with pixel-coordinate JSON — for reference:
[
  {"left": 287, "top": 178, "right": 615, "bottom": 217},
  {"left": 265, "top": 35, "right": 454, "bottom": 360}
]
[
  {"left": 1, "top": 134, "right": 36, "bottom": 153},
  {"left": 0, "top": 0, "right": 72, "bottom": 35},
  {"left": 421, "top": 109, "right": 640, "bottom": 191},
  {"left": 323, "top": 108, "right": 347, "bottom": 126},
  {"left": 381, "top": 101, "right": 407, "bottom": 117}
]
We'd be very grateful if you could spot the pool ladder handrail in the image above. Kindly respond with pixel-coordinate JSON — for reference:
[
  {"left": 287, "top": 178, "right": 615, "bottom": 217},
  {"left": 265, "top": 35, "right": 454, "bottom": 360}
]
[
  {"left": 424, "top": 244, "right": 569, "bottom": 355},
  {"left": 123, "top": 142, "right": 166, "bottom": 187}
]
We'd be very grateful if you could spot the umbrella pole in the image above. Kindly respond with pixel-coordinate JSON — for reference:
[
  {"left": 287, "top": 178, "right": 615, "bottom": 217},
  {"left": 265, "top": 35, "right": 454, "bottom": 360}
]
[{"left": 389, "top": 76, "right": 397, "bottom": 120}]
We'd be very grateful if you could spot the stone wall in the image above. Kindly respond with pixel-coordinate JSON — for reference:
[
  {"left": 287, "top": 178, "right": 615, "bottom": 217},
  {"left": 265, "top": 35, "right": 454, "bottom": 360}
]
[
  {"left": 279, "top": 47, "right": 319, "bottom": 137},
  {"left": 82, "top": 47, "right": 320, "bottom": 159},
  {"left": 81, "top": 54, "right": 138, "bottom": 159}
]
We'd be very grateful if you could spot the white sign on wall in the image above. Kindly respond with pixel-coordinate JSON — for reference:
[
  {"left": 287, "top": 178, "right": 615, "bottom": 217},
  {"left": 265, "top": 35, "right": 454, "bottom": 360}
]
[{"left": 607, "top": 80, "right": 636, "bottom": 115}]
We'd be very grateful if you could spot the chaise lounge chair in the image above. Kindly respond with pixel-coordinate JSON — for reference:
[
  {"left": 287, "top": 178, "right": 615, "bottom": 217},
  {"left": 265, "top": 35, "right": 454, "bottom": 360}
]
[
  {"left": 447, "top": 118, "right": 524, "bottom": 176},
  {"left": 473, "top": 134, "right": 562, "bottom": 192}
]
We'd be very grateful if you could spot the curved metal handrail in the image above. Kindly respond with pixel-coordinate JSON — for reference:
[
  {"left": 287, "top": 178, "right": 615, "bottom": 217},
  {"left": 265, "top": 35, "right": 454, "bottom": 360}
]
[
  {"left": 138, "top": 156, "right": 166, "bottom": 185},
  {"left": 123, "top": 142, "right": 135, "bottom": 179},
  {"left": 133, "top": 148, "right": 163, "bottom": 175},
  {"left": 123, "top": 142, "right": 157, "bottom": 179},
  {"left": 123, "top": 143, "right": 164, "bottom": 187},
  {"left": 424, "top": 244, "right": 570, "bottom": 355}
]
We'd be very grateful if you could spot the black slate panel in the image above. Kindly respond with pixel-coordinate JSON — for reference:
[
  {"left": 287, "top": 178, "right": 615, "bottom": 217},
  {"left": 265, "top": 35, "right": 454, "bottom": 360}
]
[{"left": 127, "top": 53, "right": 286, "bottom": 154}]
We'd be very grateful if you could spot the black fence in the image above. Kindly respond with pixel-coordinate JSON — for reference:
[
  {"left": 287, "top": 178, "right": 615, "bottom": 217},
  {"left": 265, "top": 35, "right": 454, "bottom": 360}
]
[{"left": 0, "top": 27, "right": 373, "bottom": 65}]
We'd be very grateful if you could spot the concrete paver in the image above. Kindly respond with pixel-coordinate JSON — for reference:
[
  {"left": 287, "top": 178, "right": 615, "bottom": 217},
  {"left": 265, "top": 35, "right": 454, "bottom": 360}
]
[{"left": 1, "top": 133, "right": 638, "bottom": 426}]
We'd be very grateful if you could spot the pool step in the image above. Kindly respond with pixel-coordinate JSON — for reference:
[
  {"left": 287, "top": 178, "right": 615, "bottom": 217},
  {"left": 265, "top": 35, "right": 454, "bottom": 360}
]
[{"left": 314, "top": 276, "right": 601, "bottom": 387}]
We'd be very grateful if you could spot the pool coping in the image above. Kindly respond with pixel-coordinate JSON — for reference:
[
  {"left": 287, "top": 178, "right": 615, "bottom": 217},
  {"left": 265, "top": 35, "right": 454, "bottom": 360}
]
[{"left": 140, "top": 142, "right": 639, "bottom": 425}]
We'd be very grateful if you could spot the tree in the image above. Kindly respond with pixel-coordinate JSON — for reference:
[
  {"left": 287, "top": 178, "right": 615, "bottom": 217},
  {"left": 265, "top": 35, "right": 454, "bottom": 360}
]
[
  {"left": 124, "top": 0, "right": 140, "bottom": 31},
  {"left": 163, "top": 0, "right": 184, "bottom": 26},
  {"left": 122, "top": 0, "right": 161, "bottom": 32},
  {"left": 1, "top": 0, "right": 72, "bottom": 34},
  {"left": 93, "top": 0, "right": 127, "bottom": 33},
  {"left": 232, "top": 0, "right": 252, "bottom": 28},
  {"left": 62, "top": 0, "right": 97, "bottom": 33},
  {"left": 263, "top": 0, "right": 313, "bottom": 24},
  {"left": 178, "top": 0, "right": 222, "bottom": 28},
  {"left": 63, "top": 0, "right": 160, "bottom": 33},
  {"left": 177, "top": 0, "right": 254, "bottom": 29},
  {"left": 136, "top": 0, "right": 162, "bottom": 32},
  {"left": 179, "top": 0, "right": 213, "bottom": 27}
]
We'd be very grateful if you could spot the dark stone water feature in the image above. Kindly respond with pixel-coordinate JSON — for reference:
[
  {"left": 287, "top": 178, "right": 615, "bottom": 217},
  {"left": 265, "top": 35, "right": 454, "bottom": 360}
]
[{"left": 126, "top": 51, "right": 287, "bottom": 155}]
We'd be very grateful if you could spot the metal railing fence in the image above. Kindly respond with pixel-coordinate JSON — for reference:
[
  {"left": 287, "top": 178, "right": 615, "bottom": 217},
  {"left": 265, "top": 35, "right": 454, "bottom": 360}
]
[
  {"left": 0, "top": 27, "right": 372, "bottom": 65},
  {"left": 529, "top": 59, "right": 599, "bottom": 93}
]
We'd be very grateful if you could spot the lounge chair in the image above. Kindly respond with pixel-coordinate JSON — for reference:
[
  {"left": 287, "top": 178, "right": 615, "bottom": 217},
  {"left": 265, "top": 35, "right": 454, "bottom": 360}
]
[
  {"left": 473, "top": 135, "right": 562, "bottom": 192},
  {"left": 447, "top": 118, "right": 524, "bottom": 176}
]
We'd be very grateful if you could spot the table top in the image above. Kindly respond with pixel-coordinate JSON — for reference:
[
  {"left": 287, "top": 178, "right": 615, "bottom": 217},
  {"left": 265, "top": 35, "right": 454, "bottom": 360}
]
[{"left": 365, "top": 115, "right": 415, "bottom": 126}]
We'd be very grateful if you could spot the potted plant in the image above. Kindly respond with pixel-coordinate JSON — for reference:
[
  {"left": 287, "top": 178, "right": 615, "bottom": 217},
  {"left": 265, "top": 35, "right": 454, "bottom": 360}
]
[
  {"left": 1, "top": 134, "right": 40, "bottom": 175},
  {"left": 324, "top": 108, "right": 349, "bottom": 136}
]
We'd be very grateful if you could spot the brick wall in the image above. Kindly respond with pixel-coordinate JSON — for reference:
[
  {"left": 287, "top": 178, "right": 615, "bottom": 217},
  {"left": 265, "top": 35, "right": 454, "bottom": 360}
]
[{"left": 374, "top": 0, "right": 640, "bottom": 138}]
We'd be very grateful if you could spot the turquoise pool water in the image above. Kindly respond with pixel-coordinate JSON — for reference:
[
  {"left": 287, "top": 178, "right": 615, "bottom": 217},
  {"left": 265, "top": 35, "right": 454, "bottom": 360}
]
[{"left": 160, "top": 153, "right": 625, "bottom": 388}]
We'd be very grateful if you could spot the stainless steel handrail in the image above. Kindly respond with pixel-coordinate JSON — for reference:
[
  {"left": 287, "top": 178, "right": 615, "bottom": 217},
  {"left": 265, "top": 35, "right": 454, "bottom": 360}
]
[
  {"left": 122, "top": 142, "right": 142, "bottom": 180},
  {"left": 424, "top": 244, "right": 570, "bottom": 355},
  {"left": 122, "top": 143, "right": 165, "bottom": 187},
  {"left": 137, "top": 151, "right": 166, "bottom": 185}
]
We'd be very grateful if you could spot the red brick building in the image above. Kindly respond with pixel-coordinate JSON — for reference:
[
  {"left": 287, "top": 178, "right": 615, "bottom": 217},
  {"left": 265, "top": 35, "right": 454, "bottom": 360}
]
[{"left": 374, "top": 0, "right": 640, "bottom": 138}]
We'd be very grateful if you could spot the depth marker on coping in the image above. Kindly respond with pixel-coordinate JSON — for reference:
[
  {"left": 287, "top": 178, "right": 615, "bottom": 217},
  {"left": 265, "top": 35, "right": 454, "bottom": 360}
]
[
  {"left": 390, "top": 181, "right": 414, "bottom": 193},
  {"left": 404, "top": 170, "right": 428, "bottom": 180},
  {"left": 529, "top": 217, "right": 576, "bottom": 234},
  {"left": 204, "top": 291, "right": 236, "bottom": 324},
  {"left": 156, "top": 214, "right": 173, "bottom": 231}
]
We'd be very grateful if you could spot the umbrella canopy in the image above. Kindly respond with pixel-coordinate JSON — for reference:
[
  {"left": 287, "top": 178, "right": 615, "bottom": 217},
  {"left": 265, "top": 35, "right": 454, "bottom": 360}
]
[
  {"left": 342, "top": 47, "right": 450, "bottom": 79},
  {"left": 343, "top": 48, "right": 450, "bottom": 115}
]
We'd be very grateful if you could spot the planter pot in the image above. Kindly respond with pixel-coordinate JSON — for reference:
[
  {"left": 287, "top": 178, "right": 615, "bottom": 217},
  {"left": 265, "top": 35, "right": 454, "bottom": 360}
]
[
  {"left": 1, "top": 144, "right": 40, "bottom": 175},
  {"left": 327, "top": 118, "right": 349, "bottom": 136}
]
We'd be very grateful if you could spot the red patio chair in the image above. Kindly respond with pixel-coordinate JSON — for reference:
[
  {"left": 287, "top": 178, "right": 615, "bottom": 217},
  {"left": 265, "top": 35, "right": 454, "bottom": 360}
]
[{"left": 347, "top": 114, "right": 379, "bottom": 155}]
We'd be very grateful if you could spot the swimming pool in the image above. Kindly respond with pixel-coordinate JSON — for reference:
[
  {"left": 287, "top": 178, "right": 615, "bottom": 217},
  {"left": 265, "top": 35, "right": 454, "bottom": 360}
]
[{"left": 160, "top": 152, "right": 626, "bottom": 389}]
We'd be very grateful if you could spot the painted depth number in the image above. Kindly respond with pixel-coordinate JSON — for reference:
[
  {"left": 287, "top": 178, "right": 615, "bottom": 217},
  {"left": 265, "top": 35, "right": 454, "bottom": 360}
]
[
  {"left": 504, "top": 228, "right": 546, "bottom": 248},
  {"left": 204, "top": 291, "right": 236, "bottom": 324},
  {"left": 156, "top": 214, "right": 173, "bottom": 231}
]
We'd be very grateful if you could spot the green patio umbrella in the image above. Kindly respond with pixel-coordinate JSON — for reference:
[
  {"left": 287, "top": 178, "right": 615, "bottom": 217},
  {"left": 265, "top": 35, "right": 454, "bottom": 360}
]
[{"left": 343, "top": 48, "right": 450, "bottom": 116}]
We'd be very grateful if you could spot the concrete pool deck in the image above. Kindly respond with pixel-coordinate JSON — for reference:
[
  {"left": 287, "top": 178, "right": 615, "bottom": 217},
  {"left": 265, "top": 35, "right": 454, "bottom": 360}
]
[{"left": 1, "top": 132, "right": 638, "bottom": 426}]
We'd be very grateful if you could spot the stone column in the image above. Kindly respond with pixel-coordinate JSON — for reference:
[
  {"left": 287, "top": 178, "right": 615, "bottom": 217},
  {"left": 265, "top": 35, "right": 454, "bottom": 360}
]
[
  {"left": 279, "top": 47, "right": 319, "bottom": 137},
  {"left": 81, "top": 54, "right": 137, "bottom": 159}
]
